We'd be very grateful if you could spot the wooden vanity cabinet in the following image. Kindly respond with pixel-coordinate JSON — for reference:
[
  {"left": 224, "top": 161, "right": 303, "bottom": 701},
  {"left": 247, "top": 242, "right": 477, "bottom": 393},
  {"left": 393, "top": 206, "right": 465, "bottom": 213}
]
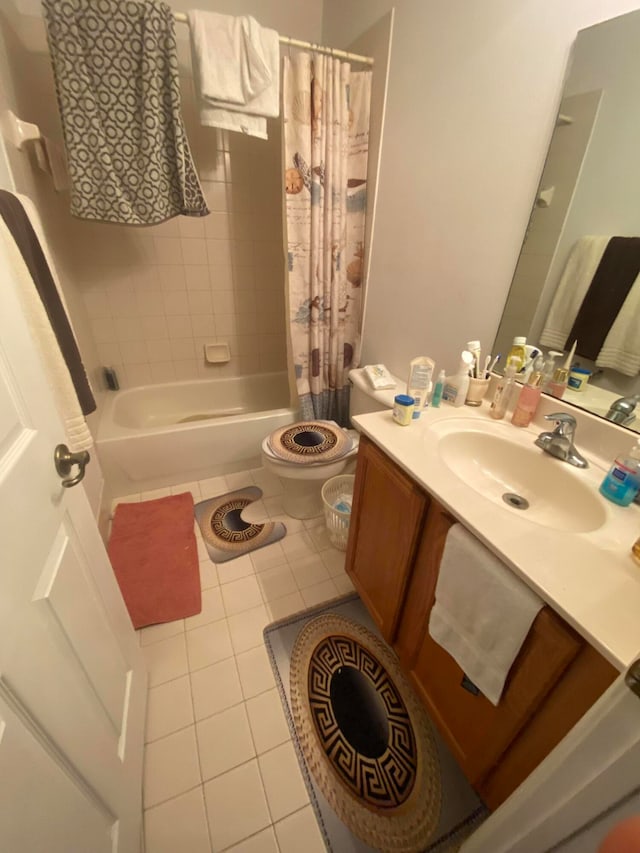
[{"left": 345, "top": 434, "right": 618, "bottom": 809}]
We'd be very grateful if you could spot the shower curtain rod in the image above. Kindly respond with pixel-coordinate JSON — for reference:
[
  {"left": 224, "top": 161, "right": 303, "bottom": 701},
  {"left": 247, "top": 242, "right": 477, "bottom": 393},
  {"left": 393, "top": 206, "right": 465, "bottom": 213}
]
[{"left": 172, "top": 11, "right": 374, "bottom": 65}]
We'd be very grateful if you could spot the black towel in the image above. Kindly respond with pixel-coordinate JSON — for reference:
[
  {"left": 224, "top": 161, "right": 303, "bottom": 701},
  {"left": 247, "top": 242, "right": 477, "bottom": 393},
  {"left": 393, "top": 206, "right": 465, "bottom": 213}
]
[
  {"left": 567, "top": 236, "right": 640, "bottom": 359},
  {"left": 0, "top": 191, "right": 96, "bottom": 415}
]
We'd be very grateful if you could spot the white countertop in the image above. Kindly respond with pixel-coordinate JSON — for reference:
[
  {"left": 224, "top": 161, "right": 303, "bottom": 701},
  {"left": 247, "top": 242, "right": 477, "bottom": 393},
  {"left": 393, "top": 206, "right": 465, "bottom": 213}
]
[{"left": 352, "top": 405, "right": 640, "bottom": 672}]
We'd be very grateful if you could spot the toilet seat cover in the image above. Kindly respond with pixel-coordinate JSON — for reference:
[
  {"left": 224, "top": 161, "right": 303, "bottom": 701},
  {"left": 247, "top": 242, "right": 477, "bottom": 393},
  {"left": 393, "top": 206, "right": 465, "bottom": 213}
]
[{"left": 268, "top": 421, "right": 352, "bottom": 464}]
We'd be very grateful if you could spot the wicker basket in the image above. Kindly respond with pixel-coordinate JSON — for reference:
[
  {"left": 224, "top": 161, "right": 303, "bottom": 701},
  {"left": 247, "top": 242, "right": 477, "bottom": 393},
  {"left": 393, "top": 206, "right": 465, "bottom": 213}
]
[{"left": 321, "top": 474, "right": 355, "bottom": 551}]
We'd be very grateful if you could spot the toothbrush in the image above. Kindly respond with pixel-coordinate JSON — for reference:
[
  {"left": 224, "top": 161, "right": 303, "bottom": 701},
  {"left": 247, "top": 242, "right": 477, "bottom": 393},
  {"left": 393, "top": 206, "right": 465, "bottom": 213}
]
[
  {"left": 487, "top": 354, "right": 501, "bottom": 376},
  {"left": 466, "top": 340, "right": 481, "bottom": 378},
  {"left": 482, "top": 354, "right": 490, "bottom": 379}
]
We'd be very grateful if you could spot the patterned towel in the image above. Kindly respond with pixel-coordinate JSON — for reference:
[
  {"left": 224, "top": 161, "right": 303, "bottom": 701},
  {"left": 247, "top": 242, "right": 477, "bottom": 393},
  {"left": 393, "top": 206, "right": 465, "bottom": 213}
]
[{"left": 43, "top": 0, "right": 209, "bottom": 225}]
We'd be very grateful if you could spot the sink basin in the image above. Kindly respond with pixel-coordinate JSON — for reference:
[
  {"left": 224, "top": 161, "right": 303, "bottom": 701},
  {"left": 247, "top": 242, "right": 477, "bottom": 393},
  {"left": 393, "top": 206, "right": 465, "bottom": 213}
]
[{"left": 430, "top": 420, "right": 607, "bottom": 533}]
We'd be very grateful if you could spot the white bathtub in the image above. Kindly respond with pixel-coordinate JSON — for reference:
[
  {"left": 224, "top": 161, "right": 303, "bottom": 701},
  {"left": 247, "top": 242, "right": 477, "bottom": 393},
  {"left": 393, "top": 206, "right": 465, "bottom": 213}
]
[{"left": 97, "top": 372, "right": 298, "bottom": 495}]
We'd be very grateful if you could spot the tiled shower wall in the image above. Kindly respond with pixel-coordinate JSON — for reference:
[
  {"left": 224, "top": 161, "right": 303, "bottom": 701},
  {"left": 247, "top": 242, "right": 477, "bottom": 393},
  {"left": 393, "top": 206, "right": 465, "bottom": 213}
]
[{"left": 74, "top": 86, "right": 287, "bottom": 388}]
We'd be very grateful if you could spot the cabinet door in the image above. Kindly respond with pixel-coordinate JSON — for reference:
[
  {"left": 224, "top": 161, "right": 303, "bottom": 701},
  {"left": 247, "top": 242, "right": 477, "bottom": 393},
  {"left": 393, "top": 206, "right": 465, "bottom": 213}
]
[
  {"left": 346, "top": 436, "right": 428, "bottom": 641},
  {"left": 410, "top": 606, "right": 582, "bottom": 787}
]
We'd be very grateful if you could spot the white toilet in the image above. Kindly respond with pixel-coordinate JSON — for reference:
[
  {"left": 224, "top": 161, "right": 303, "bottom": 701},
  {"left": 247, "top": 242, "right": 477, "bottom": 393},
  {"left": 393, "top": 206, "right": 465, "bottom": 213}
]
[{"left": 261, "top": 368, "right": 404, "bottom": 519}]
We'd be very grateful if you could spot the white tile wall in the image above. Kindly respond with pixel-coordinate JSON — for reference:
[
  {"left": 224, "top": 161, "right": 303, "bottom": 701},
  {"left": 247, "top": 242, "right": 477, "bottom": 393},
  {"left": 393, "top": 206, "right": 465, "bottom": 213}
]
[{"left": 73, "top": 83, "right": 287, "bottom": 389}]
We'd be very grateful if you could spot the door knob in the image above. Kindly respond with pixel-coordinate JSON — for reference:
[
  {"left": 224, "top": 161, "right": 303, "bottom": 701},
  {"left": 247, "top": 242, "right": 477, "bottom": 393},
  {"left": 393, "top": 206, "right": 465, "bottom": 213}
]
[{"left": 54, "top": 444, "right": 90, "bottom": 488}]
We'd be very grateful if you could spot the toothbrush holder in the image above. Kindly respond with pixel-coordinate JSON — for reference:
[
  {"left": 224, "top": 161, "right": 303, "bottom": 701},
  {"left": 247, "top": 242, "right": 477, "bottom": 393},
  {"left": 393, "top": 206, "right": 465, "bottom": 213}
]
[{"left": 465, "top": 377, "right": 491, "bottom": 406}]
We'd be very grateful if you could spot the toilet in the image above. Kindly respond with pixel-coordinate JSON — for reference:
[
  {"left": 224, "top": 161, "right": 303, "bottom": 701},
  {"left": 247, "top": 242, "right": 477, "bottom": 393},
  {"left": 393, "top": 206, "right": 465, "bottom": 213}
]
[{"left": 261, "top": 368, "right": 404, "bottom": 519}]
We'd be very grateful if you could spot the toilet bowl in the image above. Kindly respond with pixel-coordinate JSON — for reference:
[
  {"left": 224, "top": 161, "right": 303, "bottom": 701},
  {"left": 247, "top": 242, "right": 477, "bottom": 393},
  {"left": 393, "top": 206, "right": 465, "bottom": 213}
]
[{"left": 261, "top": 369, "right": 404, "bottom": 520}]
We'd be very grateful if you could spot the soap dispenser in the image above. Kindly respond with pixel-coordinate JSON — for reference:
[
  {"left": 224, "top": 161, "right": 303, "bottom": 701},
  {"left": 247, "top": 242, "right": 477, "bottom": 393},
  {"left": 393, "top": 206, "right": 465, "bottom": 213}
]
[
  {"left": 599, "top": 439, "right": 640, "bottom": 506},
  {"left": 511, "top": 357, "right": 544, "bottom": 427}
]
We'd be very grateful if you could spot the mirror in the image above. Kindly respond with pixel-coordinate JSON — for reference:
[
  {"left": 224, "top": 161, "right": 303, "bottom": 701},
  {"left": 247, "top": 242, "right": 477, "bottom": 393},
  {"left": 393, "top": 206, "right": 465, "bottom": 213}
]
[{"left": 493, "top": 9, "right": 640, "bottom": 434}]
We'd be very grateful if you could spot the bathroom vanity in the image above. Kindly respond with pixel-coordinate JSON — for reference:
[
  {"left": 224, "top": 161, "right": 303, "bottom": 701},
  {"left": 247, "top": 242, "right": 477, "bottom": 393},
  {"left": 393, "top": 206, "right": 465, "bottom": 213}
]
[{"left": 345, "top": 405, "right": 640, "bottom": 809}]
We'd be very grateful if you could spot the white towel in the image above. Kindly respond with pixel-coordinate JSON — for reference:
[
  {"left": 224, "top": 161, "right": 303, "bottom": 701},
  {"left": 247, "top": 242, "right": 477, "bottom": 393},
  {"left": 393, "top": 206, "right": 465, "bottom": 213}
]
[
  {"left": 539, "top": 236, "right": 610, "bottom": 349},
  {"left": 188, "top": 11, "right": 280, "bottom": 140},
  {"left": 0, "top": 201, "right": 93, "bottom": 452},
  {"left": 428, "top": 524, "right": 543, "bottom": 706},
  {"left": 595, "top": 271, "right": 640, "bottom": 376}
]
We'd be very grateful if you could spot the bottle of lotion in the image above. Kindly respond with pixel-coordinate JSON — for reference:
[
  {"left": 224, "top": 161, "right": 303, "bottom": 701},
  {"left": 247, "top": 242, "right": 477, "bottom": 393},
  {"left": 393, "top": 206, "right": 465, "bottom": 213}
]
[
  {"left": 407, "top": 356, "right": 435, "bottom": 419},
  {"left": 442, "top": 351, "right": 474, "bottom": 407},
  {"left": 431, "top": 369, "right": 446, "bottom": 408}
]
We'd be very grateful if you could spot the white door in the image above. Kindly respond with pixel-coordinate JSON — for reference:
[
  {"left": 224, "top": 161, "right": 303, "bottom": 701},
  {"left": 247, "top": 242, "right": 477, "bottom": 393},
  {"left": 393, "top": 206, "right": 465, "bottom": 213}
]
[
  {"left": 463, "top": 659, "right": 640, "bottom": 853},
  {"left": 0, "top": 224, "right": 146, "bottom": 849}
]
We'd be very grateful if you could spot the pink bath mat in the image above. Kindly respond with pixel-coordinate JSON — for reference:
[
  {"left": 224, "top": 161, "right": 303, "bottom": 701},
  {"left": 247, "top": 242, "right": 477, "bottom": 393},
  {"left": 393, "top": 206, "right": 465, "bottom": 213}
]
[{"left": 108, "top": 492, "right": 201, "bottom": 629}]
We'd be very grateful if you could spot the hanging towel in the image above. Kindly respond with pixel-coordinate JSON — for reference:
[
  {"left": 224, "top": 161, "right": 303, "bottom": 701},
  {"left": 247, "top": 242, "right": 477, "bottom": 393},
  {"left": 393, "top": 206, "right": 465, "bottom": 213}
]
[
  {"left": 187, "top": 11, "right": 280, "bottom": 140},
  {"left": 42, "top": 0, "right": 209, "bottom": 225},
  {"left": 566, "top": 236, "right": 640, "bottom": 360},
  {"left": 596, "top": 272, "right": 640, "bottom": 376},
  {"left": 539, "top": 236, "right": 610, "bottom": 349},
  {"left": 0, "top": 194, "right": 94, "bottom": 451},
  {"left": 428, "top": 524, "right": 543, "bottom": 706}
]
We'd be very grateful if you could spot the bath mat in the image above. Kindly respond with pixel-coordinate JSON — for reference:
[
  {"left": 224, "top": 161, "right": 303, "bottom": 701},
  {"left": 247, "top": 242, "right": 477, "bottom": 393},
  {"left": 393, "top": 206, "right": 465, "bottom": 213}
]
[
  {"left": 194, "top": 487, "right": 286, "bottom": 563},
  {"left": 264, "top": 594, "right": 488, "bottom": 853},
  {"left": 108, "top": 493, "right": 201, "bottom": 629}
]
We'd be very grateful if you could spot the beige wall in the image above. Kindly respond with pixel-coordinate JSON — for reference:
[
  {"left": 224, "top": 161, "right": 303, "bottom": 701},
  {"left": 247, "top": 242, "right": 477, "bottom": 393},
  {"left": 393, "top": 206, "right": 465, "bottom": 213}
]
[{"left": 322, "top": 0, "right": 640, "bottom": 381}]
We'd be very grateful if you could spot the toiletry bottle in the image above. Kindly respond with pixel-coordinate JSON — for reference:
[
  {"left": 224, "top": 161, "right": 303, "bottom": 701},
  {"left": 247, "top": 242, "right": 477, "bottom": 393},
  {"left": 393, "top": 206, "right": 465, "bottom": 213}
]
[
  {"left": 511, "top": 358, "right": 544, "bottom": 427},
  {"left": 431, "top": 369, "right": 445, "bottom": 408},
  {"left": 392, "top": 394, "right": 415, "bottom": 426},
  {"left": 407, "top": 356, "right": 435, "bottom": 419},
  {"left": 599, "top": 440, "right": 640, "bottom": 506},
  {"left": 547, "top": 365, "right": 569, "bottom": 399},
  {"left": 442, "top": 351, "right": 474, "bottom": 407},
  {"left": 506, "top": 336, "right": 527, "bottom": 372},
  {"left": 541, "top": 351, "right": 563, "bottom": 391},
  {"left": 489, "top": 358, "right": 517, "bottom": 420}
]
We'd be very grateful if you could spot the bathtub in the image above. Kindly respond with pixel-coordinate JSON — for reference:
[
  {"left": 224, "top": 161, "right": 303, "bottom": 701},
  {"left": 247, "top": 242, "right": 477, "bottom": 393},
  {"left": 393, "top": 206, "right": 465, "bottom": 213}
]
[{"left": 97, "top": 372, "right": 298, "bottom": 495}]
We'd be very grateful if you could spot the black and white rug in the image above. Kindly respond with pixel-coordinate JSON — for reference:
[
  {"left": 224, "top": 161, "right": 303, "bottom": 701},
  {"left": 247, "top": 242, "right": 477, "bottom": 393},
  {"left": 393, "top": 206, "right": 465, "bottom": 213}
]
[{"left": 264, "top": 594, "right": 488, "bottom": 853}]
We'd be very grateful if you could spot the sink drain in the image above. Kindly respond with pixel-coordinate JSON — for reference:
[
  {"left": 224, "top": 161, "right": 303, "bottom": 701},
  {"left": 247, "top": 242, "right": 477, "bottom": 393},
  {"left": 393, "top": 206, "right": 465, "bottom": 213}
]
[{"left": 502, "top": 492, "right": 529, "bottom": 510}]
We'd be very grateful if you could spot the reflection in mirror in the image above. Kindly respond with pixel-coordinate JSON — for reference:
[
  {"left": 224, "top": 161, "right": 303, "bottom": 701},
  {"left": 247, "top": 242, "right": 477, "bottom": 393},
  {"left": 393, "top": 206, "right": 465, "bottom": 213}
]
[{"left": 493, "top": 9, "right": 640, "bottom": 434}]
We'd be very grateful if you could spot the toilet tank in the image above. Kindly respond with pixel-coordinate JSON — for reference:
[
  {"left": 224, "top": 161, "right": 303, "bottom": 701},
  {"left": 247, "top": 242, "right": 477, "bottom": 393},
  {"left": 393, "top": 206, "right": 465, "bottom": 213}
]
[{"left": 348, "top": 368, "right": 405, "bottom": 417}]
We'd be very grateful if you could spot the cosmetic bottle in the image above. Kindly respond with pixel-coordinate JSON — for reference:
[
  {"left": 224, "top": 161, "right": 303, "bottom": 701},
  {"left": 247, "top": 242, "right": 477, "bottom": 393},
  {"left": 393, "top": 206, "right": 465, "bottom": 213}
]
[
  {"left": 442, "top": 351, "right": 474, "bottom": 407},
  {"left": 547, "top": 340, "right": 577, "bottom": 399},
  {"left": 489, "top": 358, "right": 517, "bottom": 420},
  {"left": 407, "top": 356, "right": 435, "bottom": 419},
  {"left": 511, "top": 358, "right": 544, "bottom": 427},
  {"left": 431, "top": 369, "right": 445, "bottom": 408},
  {"left": 599, "top": 440, "right": 640, "bottom": 506},
  {"left": 506, "top": 336, "right": 527, "bottom": 372}
]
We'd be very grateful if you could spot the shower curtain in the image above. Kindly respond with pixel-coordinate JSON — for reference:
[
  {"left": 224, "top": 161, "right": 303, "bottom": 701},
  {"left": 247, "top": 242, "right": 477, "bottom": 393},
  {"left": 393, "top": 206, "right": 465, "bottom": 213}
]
[{"left": 283, "top": 53, "right": 371, "bottom": 426}]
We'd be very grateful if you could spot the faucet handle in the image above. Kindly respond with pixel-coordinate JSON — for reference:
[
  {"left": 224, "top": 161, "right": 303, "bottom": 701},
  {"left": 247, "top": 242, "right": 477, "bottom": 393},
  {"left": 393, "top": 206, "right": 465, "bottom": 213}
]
[{"left": 544, "top": 412, "right": 576, "bottom": 435}]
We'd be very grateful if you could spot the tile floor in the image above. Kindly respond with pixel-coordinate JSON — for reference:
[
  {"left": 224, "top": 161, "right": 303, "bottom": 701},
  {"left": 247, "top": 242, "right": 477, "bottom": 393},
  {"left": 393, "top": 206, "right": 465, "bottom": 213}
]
[{"left": 112, "top": 466, "right": 355, "bottom": 853}]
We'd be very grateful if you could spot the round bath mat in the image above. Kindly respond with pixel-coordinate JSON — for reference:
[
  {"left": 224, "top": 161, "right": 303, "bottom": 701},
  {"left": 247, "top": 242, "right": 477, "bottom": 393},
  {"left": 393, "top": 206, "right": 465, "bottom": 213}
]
[
  {"left": 268, "top": 421, "right": 351, "bottom": 463},
  {"left": 289, "top": 613, "right": 442, "bottom": 853}
]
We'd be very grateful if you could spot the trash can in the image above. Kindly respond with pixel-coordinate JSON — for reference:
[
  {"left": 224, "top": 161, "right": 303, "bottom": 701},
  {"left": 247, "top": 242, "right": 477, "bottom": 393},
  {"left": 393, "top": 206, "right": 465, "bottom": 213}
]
[{"left": 321, "top": 474, "right": 355, "bottom": 551}]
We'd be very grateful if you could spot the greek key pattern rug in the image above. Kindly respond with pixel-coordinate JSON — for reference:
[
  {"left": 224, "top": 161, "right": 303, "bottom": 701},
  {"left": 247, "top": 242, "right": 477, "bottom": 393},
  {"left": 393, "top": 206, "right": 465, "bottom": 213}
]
[
  {"left": 264, "top": 594, "right": 488, "bottom": 853},
  {"left": 194, "top": 487, "right": 285, "bottom": 564}
]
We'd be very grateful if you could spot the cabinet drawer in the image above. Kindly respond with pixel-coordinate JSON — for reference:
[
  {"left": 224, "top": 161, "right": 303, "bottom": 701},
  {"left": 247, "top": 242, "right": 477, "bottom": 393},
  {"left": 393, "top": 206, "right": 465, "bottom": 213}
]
[{"left": 409, "top": 606, "right": 582, "bottom": 785}]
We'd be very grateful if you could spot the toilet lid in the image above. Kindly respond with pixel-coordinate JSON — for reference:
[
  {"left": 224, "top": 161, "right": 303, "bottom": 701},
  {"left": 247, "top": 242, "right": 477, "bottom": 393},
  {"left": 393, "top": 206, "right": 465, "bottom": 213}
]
[{"left": 267, "top": 421, "right": 352, "bottom": 464}]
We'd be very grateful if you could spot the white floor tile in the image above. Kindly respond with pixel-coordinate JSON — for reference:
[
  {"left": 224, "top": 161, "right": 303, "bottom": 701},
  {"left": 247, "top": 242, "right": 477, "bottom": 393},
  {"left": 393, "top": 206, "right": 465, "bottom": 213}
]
[
  {"left": 257, "top": 564, "right": 298, "bottom": 602},
  {"left": 186, "top": 619, "right": 233, "bottom": 671},
  {"left": 225, "top": 470, "right": 255, "bottom": 490},
  {"left": 144, "top": 787, "right": 212, "bottom": 853},
  {"left": 171, "top": 481, "right": 202, "bottom": 500},
  {"left": 197, "top": 703, "right": 256, "bottom": 780},
  {"left": 250, "top": 467, "right": 283, "bottom": 498},
  {"left": 263, "top": 495, "right": 284, "bottom": 516},
  {"left": 216, "top": 553, "right": 256, "bottom": 585},
  {"left": 320, "top": 547, "right": 346, "bottom": 577},
  {"left": 250, "top": 541, "right": 287, "bottom": 573},
  {"left": 226, "top": 826, "right": 279, "bottom": 853},
  {"left": 246, "top": 689, "right": 290, "bottom": 754},
  {"left": 259, "top": 742, "right": 309, "bottom": 822},
  {"left": 270, "top": 513, "right": 305, "bottom": 533},
  {"left": 300, "top": 579, "right": 339, "bottom": 608},
  {"left": 280, "top": 531, "right": 317, "bottom": 560},
  {"left": 274, "top": 805, "right": 326, "bottom": 853},
  {"left": 196, "top": 535, "right": 210, "bottom": 561},
  {"left": 290, "top": 554, "right": 330, "bottom": 590},
  {"left": 185, "top": 587, "right": 225, "bottom": 630},
  {"left": 198, "top": 475, "right": 229, "bottom": 499},
  {"left": 204, "top": 760, "right": 271, "bottom": 850},
  {"left": 221, "top": 575, "right": 264, "bottom": 616},
  {"left": 143, "top": 633, "right": 189, "bottom": 688},
  {"left": 144, "top": 726, "right": 201, "bottom": 808},
  {"left": 146, "top": 675, "right": 194, "bottom": 742},
  {"left": 236, "top": 644, "right": 276, "bottom": 699},
  {"left": 306, "top": 523, "right": 332, "bottom": 551},
  {"left": 333, "top": 573, "right": 356, "bottom": 595},
  {"left": 139, "top": 618, "right": 184, "bottom": 647},
  {"left": 140, "top": 487, "right": 172, "bottom": 501},
  {"left": 190, "top": 657, "right": 243, "bottom": 720},
  {"left": 266, "top": 591, "right": 305, "bottom": 621},
  {"left": 199, "top": 560, "right": 219, "bottom": 590},
  {"left": 227, "top": 604, "right": 270, "bottom": 654}
]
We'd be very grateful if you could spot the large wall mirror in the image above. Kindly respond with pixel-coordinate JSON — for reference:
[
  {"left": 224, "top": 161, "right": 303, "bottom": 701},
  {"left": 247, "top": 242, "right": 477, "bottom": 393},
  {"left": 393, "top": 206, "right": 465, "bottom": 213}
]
[{"left": 493, "top": 8, "right": 640, "bottom": 434}]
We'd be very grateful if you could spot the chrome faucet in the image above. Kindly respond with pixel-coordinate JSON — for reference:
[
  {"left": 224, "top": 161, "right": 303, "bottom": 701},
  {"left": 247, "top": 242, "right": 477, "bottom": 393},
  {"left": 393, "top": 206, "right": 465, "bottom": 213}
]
[
  {"left": 534, "top": 413, "right": 589, "bottom": 468},
  {"left": 605, "top": 394, "right": 640, "bottom": 427}
]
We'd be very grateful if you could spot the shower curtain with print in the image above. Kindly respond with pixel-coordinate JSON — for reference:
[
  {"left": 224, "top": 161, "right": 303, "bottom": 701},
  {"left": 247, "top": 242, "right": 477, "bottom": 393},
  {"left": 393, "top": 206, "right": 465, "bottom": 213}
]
[{"left": 283, "top": 53, "right": 371, "bottom": 426}]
